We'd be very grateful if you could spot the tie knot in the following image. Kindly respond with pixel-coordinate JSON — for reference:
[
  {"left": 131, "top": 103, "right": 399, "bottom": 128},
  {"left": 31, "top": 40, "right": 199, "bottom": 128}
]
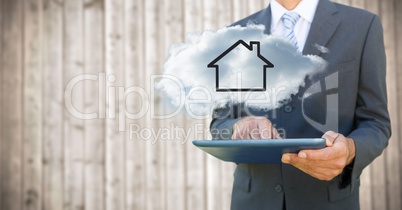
[{"left": 282, "top": 12, "right": 300, "bottom": 29}]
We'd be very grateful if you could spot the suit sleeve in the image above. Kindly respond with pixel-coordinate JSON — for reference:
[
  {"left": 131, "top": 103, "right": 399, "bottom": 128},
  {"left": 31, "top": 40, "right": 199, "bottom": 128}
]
[
  {"left": 210, "top": 104, "right": 243, "bottom": 140},
  {"left": 345, "top": 15, "right": 391, "bottom": 190}
]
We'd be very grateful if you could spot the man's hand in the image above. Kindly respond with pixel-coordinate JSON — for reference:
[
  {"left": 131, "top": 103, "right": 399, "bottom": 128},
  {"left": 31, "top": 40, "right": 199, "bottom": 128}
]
[
  {"left": 281, "top": 131, "right": 356, "bottom": 181},
  {"left": 232, "top": 116, "right": 281, "bottom": 139}
]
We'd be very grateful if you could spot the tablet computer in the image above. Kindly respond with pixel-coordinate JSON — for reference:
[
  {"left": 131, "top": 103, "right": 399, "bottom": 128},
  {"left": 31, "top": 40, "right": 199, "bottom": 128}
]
[{"left": 192, "top": 138, "right": 326, "bottom": 164}]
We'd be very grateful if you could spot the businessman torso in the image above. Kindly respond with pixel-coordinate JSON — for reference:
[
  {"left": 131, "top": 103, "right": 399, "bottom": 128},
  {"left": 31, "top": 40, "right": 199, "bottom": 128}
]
[{"left": 212, "top": 0, "right": 390, "bottom": 209}]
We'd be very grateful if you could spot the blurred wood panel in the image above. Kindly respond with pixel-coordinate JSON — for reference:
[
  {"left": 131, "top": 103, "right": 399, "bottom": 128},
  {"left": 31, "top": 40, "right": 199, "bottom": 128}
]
[
  {"left": 0, "top": 0, "right": 2, "bottom": 206},
  {"left": 0, "top": 0, "right": 401, "bottom": 210},
  {"left": 202, "top": 2, "right": 224, "bottom": 209},
  {"left": 144, "top": 1, "right": 166, "bottom": 210},
  {"left": 162, "top": 1, "right": 187, "bottom": 210},
  {"left": 82, "top": 1, "right": 106, "bottom": 210},
  {"left": 83, "top": 1, "right": 106, "bottom": 210},
  {"left": 124, "top": 1, "right": 145, "bottom": 210},
  {"left": 380, "top": 0, "right": 402, "bottom": 209},
  {"left": 63, "top": 0, "right": 85, "bottom": 210},
  {"left": 105, "top": 0, "right": 126, "bottom": 209},
  {"left": 364, "top": 0, "right": 380, "bottom": 15},
  {"left": 23, "top": 0, "right": 43, "bottom": 210},
  {"left": 396, "top": 0, "right": 402, "bottom": 198},
  {"left": 42, "top": 0, "right": 64, "bottom": 209},
  {"left": 183, "top": 1, "right": 207, "bottom": 210},
  {"left": 83, "top": 0, "right": 105, "bottom": 210},
  {"left": 0, "top": 0, "right": 23, "bottom": 210}
]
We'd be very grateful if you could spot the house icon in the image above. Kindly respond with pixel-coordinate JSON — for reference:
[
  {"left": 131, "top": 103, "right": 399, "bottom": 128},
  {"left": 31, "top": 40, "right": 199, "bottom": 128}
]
[{"left": 207, "top": 40, "right": 274, "bottom": 92}]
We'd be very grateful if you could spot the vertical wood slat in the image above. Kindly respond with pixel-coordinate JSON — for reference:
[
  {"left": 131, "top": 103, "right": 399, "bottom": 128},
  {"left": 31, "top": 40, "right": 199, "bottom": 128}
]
[
  {"left": 185, "top": 119, "right": 207, "bottom": 210},
  {"left": 144, "top": 1, "right": 166, "bottom": 210},
  {"left": 369, "top": 149, "right": 386, "bottom": 210},
  {"left": 157, "top": 2, "right": 168, "bottom": 208},
  {"left": 248, "top": 0, "right": 265, "bottom": 17},
  {"left": 83, "top": 0, "right": 105, "bottom": 210},
  {"left": 125, "top": 1, "right": 151, "bottom": 209},
  {"left": 42, "top": 0, "right": 64, "bottom": 209},
  {"left": 363, "top": 0, "right": 380, "bottom": 16},
  {"left": 217, "top": 0, "right": 233, "bottom": 27},
  {"left": 0, "top": 0, "right": 23, "bottom": 210},
  {"left": 396, "top": 0, "right": 402, "bottom": 209},
  {"left": 162, "top": 1, "right": 186, "bottom": 210},
  {"left": 0, "top": 0, "right": 2, "bottom": 206},
  {"left": 350, "top": 0, "right": 364, "bottom": 9},
  {"left": 104, "top": 0, "right": 125, "bottom": 209},
  {"left": 124, "top": 0, "right": 146, "bottom": 209},
  {"left": 183, "top": 1, "right": 207, "bottom": 210},
  {"left": 359, "top": 166, "right": 373, "bottom": 210},
  {"left": 380, "top": 0, "right": 402, "bottom": 209},
  {"left": 23, "top": 0, "right": 43, "bottom": 209},
  {"left": 63, "top": 0, "right": 85, "bottom": 210},
  {"left": 123, "top": 1, "right": 135, "bottom": 209},
  {"left": 202, "top": 1, "right": 222, "bottom": 210},
  {"left": 232, "top": 0, "right": 248, "bottom": 21}
]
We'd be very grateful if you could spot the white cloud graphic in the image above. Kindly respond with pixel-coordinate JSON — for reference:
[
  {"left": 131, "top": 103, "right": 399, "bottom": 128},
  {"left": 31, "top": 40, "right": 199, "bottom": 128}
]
[{"left": 156, "top": 24, "right": 327, "bottom": 116}]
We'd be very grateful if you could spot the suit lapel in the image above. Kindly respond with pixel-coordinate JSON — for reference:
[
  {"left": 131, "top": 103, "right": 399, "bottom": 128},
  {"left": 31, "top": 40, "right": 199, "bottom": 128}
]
[
  {"left": 255, "top": 5, "right": 272, "bottom": 35},
  {"left": 257, "top": 0, "right": 340, "bottom": 55},
  {"left": 303, "top": 0, "right": 341, "bottom": 56}
]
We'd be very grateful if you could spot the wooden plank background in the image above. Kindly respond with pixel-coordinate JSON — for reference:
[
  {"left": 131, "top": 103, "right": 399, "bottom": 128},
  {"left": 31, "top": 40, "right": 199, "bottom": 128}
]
[{"left": 0, "top": 0, "right": 401, "bottom": 209}]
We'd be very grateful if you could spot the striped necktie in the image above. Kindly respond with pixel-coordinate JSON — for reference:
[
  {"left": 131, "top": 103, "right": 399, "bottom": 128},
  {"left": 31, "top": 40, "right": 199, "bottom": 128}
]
[{"left": 282, "top": 12, "right": 301, "bottom": 48}]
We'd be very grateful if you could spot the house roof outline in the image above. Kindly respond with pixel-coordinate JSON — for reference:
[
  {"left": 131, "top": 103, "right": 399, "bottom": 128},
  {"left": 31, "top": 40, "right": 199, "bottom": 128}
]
[{"left": 207, "top": 40, "right": 274, "bottom": 92}]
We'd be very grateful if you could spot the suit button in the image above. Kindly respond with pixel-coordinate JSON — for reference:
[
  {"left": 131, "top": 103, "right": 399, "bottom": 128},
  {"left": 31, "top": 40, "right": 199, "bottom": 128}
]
[
  {"left": 284, "top": 105, "right": 293, "bottom": 113},
  {"left": 275, "top": 184, "right": 283, "bottom": 192}
]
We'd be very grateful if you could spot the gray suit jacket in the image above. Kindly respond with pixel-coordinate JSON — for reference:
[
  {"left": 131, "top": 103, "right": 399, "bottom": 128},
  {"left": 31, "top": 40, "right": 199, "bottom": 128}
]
[{"left": 210, "top": 0, "right": 391, "bottom": 209}]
